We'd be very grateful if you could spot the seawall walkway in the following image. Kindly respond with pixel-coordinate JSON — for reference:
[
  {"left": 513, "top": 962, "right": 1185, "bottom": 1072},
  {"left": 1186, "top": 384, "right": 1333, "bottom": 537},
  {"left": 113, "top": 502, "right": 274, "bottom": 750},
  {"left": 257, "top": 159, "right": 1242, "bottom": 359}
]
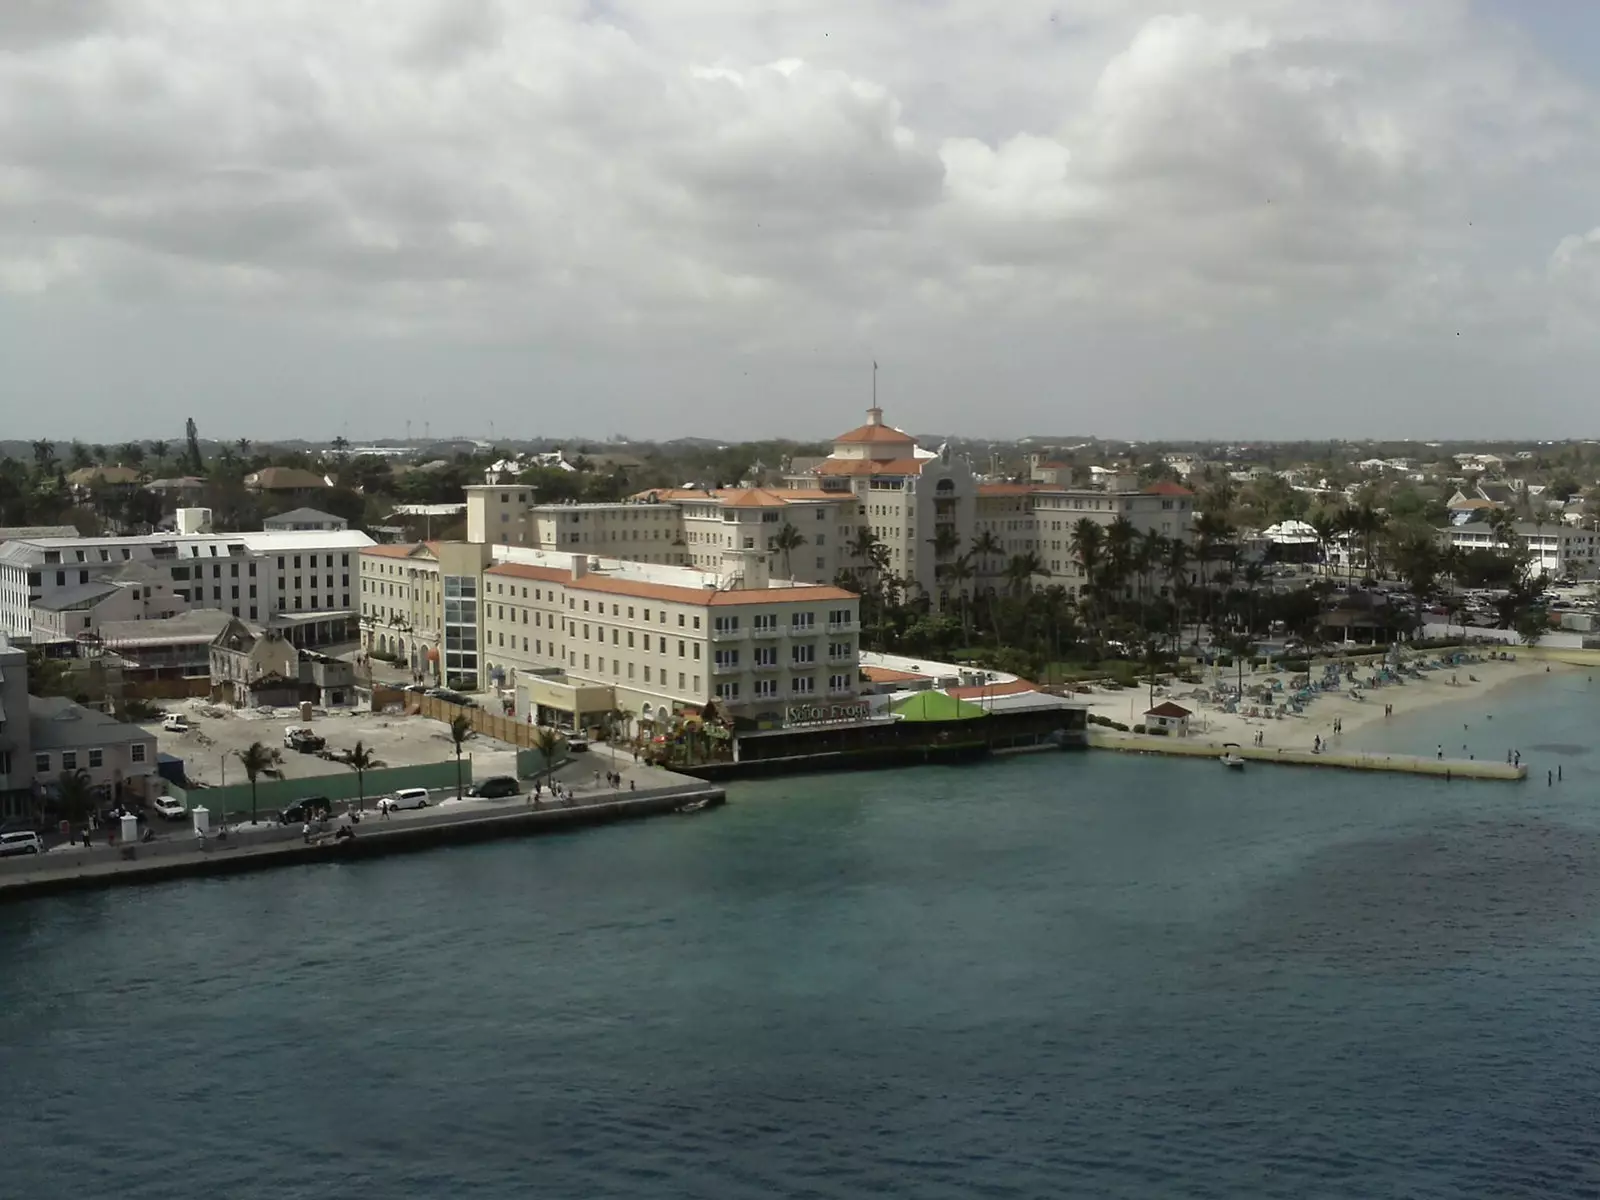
[
  {"left": 0, "top": 782, "right": 723, "bottom": 903},
  {"left": 1089, "top": 731, "right": 1526, "bottom": 781}
]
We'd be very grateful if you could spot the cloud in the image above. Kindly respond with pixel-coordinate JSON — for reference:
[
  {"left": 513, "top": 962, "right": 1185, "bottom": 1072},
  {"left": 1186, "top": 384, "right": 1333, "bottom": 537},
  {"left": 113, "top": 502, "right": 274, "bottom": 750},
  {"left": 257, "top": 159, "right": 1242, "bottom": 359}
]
[{"left": 2, "top": 0, "right": 1600, "bottom": 435}]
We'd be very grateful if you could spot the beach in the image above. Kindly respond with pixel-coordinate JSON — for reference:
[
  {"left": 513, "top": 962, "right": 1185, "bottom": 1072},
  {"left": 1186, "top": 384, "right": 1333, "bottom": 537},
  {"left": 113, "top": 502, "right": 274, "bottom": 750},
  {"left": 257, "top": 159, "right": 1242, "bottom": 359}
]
[{"left": 1079, "top": 649, "right": 1577, "bottom": 758}]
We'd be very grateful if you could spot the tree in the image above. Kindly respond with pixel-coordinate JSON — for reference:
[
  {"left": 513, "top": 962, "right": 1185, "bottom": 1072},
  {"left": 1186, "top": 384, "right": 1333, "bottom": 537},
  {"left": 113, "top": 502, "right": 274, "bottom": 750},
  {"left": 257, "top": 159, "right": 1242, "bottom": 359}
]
[
  {"left": 31, "top": 439, "right": 58, "bottom": 480},
  {"left": 531, "top": 725, "right": 562, "bottom": 793},
  {"left": 449, "top": 713, "right": 473, "bottom": 800},
  {"left": 56, "top": 768, "right": 96, "bottom": 829},
  {"left": 331, "top": 435, "right": 351, "bottom": 463},
  {"left": 236, "top": 438, "right": 251, "bottom": 460},
  {"left": 185, "top": 418, "right": 203, "bottom": 474},
  {"left": 149, "top": 440, "right": 170, "bottom": 474},
  {"left": 771, "top": 521, "right": 806, "bottom": 579},
  {"left": 121, "top": 442, "right": 146, "bottom": 468},
  {"left": 336, "top": 740, "right": 383, "bottom": 812},
  {"left": 235, "top": 741, "right": 285, "bottom": 825}
]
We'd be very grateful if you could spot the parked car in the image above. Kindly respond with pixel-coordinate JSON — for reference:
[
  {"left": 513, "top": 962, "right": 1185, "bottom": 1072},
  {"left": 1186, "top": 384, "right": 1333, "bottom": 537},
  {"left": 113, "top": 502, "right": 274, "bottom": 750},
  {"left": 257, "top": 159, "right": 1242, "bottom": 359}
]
[
  {"left": 162, "top": 713, "right": 190, "bottom": 733},
  {"left": 378, "top": 787, "right": 431, "bottom": 812},
  {"left": 284, "top": 726, "right": 326, "bottom": 753},
  {"left": 153, "top": 797, "right": 188, "bottom": 821},
  {"left": 279, "top": 796, "right": 332, "bottom": 825},
  {"left": 466, "top": 776, "right": 520, "bottom": 799},
  {"left": 0, "top": 831, "right": 45, "bottom": 857},
  {"left": 567, "top": 735, "right": 589, "bottom": 752}
]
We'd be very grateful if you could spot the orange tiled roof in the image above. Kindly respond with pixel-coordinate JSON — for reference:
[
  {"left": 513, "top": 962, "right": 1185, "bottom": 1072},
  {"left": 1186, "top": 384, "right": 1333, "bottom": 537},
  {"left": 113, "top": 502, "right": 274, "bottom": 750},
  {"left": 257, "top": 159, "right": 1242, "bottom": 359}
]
[
  {"left": 811, "top": 457, "right": 928, "bottom": 477},
  {"left": 1143, "top": 481, "right": 1194, "bottom": 496},
  {"left": 362, "top": 542, "right": 428, "bottom": 559},
  {"left": 944, "top": 679, "right": 1040, "bottom": 700},
  {"left": 977, "top": 483, "right": 1040, "bottom": 497},
  {"left": 834, "top": 422, "right": 916, "bottom": 446},
  {"left": 485, "top": 561, "right": 857, "bottom": 608},
  {"left": 627, "top": 486, "right": 848, "bottom": 506},
  {"left": 862, "top": 666, "right": 927, "bottom": 683}
]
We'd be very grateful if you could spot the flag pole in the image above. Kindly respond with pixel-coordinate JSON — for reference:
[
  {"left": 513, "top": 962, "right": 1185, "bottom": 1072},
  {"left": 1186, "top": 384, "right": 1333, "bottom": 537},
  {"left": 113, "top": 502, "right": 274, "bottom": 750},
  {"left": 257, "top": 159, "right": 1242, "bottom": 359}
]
[{"left": 872, "top": 360, "right": 877, "bottom": 408}]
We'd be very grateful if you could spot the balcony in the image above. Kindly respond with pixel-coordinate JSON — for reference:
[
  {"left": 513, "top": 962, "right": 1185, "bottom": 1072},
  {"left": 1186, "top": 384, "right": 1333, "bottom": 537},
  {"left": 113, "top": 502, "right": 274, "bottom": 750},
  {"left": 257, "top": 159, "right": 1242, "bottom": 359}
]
[
  {"left": 711, "top": 626, "right": 745, "bottom": 642},
  {"left": 788, "top": 623, "right": 818, "bottom": 637},
  {"left": 827, "top": 651, "right": 854, "bottom": 664},
  {"left": 751, "top": 623, "right": 782, "bottom": 640},
  {"left": 712, "top": 659, "right": 742, "bottom": 675},
  {"left": 826, "top": 621, "right": 854, "bottom": 634},
  {"left": 828, "top": 685, "right": 857, "bottom": 698},
  {"left": 752, "top": 658, "right": 782, "bottom": 673}
]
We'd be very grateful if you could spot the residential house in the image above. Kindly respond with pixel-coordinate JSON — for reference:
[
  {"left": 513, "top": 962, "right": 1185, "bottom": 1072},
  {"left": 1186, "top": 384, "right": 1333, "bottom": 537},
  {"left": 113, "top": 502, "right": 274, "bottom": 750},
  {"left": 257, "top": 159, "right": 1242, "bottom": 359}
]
[
  {"left": 29, "top": 694, "right": 156, "bottom": 802},
  {"left": 243, "top": 467, "right": 333, "bottom": 505},
  {"left": 209, "top": 618, "right": 302, "bottom": 707},
  {"left": 263, "top": 507, "right": 349, "bottom": 532},
  {"left": 1144, "top": 701, "right": 1191, "bottom": 736},
  {"left": 65, "top": 464, "right": 144, "bottom": 501}
]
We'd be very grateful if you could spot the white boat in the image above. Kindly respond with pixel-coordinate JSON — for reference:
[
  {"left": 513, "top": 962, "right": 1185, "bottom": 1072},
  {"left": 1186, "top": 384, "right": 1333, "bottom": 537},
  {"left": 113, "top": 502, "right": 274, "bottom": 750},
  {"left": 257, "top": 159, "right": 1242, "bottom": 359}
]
[{"left": 1220, "top": 743, "right": 1246, "bottom": 770}]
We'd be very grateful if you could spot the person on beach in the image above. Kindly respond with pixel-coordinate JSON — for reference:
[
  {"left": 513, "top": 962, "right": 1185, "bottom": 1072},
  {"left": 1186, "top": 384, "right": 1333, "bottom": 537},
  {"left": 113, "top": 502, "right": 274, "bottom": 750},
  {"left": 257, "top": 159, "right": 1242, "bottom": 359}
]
[{"left": 1437, "top": 744, "right": 1443, "bottom": 759}]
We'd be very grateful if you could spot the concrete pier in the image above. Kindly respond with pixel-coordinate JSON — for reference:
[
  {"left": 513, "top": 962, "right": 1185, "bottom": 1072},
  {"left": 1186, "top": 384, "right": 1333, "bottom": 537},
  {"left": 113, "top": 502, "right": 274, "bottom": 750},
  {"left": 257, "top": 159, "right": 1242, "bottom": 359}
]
[
  {"left": 1089, "top": 731, "right": 1526, "bottom": 781},
  {"left": 0, "top": 783, "right": 724, "bottom": 903}
]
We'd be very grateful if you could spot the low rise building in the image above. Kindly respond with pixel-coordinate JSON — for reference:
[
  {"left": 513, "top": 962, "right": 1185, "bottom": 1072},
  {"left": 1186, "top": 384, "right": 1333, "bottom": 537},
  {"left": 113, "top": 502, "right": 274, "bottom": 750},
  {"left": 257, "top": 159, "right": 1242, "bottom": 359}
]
[
  {"left": 477, "top": 547, "right": 860, "bottom": 729},
  {"left": 209, "top": 618, "right": 300, "bottom": 707},
  {"left": 1439, "top": 521, "right": 1600, "bottom": 580},
  {"left": 29, "top": 695, "right": 157, "bottom": 800},
  {"left": 263, "top": 507, "right": 349, "bottom": 532},
  {"left": 0, "top": 634, "right": 30, "bottom": 819},
  {"left": 0, "top": 528, "right": 372, "bottom": 644}
]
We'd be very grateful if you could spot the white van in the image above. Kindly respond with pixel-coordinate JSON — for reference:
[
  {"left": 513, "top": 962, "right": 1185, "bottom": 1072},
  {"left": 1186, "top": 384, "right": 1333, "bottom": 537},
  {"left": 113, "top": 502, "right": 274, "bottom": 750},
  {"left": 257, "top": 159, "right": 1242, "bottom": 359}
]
[
  {"left": 0, "top": 831, "right": 45, "bottom": 857},
  {"left": 380, "top": 788, "right": 430, "bottom": 812}
]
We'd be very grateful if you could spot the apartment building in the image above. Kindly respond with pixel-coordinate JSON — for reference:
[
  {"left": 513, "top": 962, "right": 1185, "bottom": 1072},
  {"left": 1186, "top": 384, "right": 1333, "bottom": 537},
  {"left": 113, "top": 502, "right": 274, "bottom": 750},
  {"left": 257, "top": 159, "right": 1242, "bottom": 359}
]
[
  {"left": 0, "top": 529, "right": 373, "bottom": 644},
  {"left": 464, "top": 484, "right": 861, "bottom": 585},
  {"left": 972, "top": 479, "right": 1196, "bottom": 596},
  {"left": 0, "top": 633, "right": 29, "bottom": 818},
  {"left": 476, "top": 549, "right": 860, "bottom": 726},
  {"left": 28, "top": 561, "right": 187, "bottom": 648},
  {"left": 1439, "top": 521, "right": 1600, "bottom": 580},
  {"left": 358, "top": 541, "right": 494, "bottom": 686},
  {"left": 787, "top": 406, "right": 977, "bottom": 597}
]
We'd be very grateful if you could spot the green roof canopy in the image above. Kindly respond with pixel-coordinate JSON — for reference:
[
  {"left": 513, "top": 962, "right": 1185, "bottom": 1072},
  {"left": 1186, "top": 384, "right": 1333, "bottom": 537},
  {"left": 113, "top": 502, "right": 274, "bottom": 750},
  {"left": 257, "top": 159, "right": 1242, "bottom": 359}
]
[{"left": 890, "top": 690, "right": 989, "bottom": 722}]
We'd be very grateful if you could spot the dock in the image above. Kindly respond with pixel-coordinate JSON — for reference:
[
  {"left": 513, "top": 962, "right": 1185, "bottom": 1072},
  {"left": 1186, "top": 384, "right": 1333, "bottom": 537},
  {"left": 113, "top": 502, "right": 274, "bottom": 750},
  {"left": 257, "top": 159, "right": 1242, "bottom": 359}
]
[
  {"left": 0, "top": 783, "right": 724, "bottom": 903},
  {"left": 1089, "top": 731, "right": 1526, "bottom": 781}
]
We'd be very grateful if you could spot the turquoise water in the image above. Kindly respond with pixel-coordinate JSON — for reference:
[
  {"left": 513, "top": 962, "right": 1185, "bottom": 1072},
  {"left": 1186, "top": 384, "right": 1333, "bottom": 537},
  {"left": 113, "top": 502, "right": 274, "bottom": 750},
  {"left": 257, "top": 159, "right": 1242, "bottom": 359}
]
[{"left": 2, "top": 678, "right": 1599, "bottom": 1198}]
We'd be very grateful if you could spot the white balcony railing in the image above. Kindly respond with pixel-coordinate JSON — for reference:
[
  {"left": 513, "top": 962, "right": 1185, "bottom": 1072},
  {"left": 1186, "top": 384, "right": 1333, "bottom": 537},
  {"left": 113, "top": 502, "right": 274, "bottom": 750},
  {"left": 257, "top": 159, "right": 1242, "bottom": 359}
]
[
  {"left": 711, "top": 626, "right": 745, "bottom": 642},
  {"left": 712, "top": 659, "right": 741, "bottom": 675},
  {"left": 789, "top": 623, "right": 817, "bottom": 636},
  {"left": 826, "top": 621, "right": 854, "bottom": 634},
  {"left": 751, "top": 624, "right": 782, "bottom": 639}
]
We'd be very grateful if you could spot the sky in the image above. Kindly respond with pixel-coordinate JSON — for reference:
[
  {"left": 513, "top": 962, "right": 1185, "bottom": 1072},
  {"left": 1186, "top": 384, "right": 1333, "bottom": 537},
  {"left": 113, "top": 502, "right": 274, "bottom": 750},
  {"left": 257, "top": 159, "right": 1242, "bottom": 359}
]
[{"left": 5, "top": 0, "right": 1600, "bottom": 444}]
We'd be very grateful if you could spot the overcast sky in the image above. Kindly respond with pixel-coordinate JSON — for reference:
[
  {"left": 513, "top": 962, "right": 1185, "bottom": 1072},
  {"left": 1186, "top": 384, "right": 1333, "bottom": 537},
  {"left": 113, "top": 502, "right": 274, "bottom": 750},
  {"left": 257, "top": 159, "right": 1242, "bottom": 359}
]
[{"left": 5, "top": 0, "right": 1600, "bottom": 444}]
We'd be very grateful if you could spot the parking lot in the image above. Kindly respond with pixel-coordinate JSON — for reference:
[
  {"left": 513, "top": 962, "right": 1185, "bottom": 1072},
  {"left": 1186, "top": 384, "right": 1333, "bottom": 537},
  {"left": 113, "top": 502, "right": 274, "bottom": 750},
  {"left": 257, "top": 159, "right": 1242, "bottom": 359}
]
[{"left": 144, "top": 698, "right": 523, "bottom": 788}]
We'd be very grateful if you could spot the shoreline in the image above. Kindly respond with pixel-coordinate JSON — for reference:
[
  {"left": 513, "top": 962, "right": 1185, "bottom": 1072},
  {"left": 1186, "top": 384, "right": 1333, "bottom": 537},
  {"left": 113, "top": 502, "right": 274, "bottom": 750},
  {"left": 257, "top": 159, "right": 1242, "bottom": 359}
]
[{"left": 1079, "top": 650, "right": 1572, "bottom": 760}]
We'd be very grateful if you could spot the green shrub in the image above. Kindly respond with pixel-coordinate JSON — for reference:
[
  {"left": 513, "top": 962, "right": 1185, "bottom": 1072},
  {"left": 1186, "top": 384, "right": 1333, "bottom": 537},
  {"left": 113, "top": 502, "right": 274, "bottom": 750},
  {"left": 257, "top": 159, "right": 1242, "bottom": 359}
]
[
  {"left": 1218, "top": 655, "right": 1234, "bottom": 668},
  {"left": 1132, "top": 723, "right": 1147, "bottom": 734},
  {"left": 1281, "top": 658, "right": 1310, "bottom": 674}
]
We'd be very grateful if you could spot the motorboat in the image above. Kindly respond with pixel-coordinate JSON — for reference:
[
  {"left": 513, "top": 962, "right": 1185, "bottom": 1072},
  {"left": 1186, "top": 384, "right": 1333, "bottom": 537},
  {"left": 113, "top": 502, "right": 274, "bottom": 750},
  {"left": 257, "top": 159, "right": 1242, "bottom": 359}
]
[{"left": 1220, "top": 743, "right": 1246, "bottom": 770}]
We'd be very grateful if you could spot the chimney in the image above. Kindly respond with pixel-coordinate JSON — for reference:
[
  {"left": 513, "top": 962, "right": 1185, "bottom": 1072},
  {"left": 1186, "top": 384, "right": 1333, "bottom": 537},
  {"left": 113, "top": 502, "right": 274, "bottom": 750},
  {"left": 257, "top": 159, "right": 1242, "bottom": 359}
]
[
  {"left": 866, "top": 406, "right": 883, "bottom": 427},
  {"left": 570, "top": 556, "right": 586, "bottom": 580}
]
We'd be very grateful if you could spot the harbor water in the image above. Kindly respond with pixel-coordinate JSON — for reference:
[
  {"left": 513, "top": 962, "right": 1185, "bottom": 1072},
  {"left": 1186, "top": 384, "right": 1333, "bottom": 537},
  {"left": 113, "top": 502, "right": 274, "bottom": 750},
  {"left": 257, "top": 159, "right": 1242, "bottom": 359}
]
[{"left": 2, "top": 675, "right": 1599, "bottom": 1198}]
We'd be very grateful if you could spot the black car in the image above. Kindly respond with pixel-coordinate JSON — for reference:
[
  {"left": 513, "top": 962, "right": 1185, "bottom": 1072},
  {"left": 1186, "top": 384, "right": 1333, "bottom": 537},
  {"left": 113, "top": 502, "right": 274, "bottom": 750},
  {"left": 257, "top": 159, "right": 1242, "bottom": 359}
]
[
  {"left": 279, "top": 796, "right": 332, "bottom": 824},
  {"left": 466, "top": 776, "right": 520, "bottom": 799}
]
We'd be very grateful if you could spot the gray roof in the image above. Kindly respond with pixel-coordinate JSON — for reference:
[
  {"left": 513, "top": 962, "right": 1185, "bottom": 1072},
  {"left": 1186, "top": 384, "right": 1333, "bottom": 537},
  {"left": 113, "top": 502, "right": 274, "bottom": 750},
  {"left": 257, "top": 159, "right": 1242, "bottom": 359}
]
[
  {"left": 96, "top": 559, "right": 169, "bottom": 586},
  {"left": 29, "top": 580, "right": 124, "bottom": 612},
  {"left": 0, "top": 525, "right": 78, "bottom": 541},
  {"left": 97, "top": 609, "right": 233, "bottom": 647},
  {"left": 29, "top": 696, "right": 154, "bottom": 751},
  {"left": 263, "top": 507, "right": 346, "bottom": 527}
]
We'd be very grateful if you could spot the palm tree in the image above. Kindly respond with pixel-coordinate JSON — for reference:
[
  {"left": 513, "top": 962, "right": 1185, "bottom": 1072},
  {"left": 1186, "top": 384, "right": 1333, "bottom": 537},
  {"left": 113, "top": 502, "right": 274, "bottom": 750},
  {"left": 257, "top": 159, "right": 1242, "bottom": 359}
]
[
  {"left": 943, "top": 555, "right": 975, "bottom": 640},
  {"left": 120, "top": 442, "right": 146, "bottom": 468},
  {"left": 235, "top": 741, "right": 285, "bottom": 825},
  {"left": 55, "top": 768, "right": 96, "bottom": 830},
  {"left": 149, "top": 440, "right": 170, "bottom": 474},
  {"left": 1003, "top": 551, "right": 1044, "bottom": 599},
  {"left": 449, "top": 713, "right": 473, "bottom": 800},
  {"left": 336, "top": 740, "right": 383, "bottom": 812},
  {"left": 31, "top": 439, "right": 58, "bottom": 479},
  {"left": 1163, "top": 537, "right": 1191, "bottom": 651},
  {"left": 531, "top": 725, "right": 562, "bottom": 793},
  {"left": 771, "top": 521, "right": 806, "bottom": 579},
  {"left": 236, "top": 437, "right": 251, "bottom": 459},
  {"left": 1308, "top": 512, "right": 1338, "bottom": 579}
]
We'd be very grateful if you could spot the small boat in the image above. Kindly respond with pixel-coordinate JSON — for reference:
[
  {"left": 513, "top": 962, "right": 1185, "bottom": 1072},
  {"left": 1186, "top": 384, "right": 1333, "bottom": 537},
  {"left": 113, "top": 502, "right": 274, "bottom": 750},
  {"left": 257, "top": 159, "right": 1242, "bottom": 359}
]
[
  {"left": 1220, "top": 743, "right": 1246, "bottom": 770},
  {"left": 677, "top": 798, "right": 711, "bottom": 814}
]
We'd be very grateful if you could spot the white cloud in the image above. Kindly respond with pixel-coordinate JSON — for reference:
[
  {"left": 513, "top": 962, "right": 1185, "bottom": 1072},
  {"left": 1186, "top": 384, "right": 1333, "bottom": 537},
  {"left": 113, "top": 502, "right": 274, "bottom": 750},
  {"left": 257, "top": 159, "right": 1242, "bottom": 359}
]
[{"left": 2, "top": 0, "right": 1600, "bottom": 436}]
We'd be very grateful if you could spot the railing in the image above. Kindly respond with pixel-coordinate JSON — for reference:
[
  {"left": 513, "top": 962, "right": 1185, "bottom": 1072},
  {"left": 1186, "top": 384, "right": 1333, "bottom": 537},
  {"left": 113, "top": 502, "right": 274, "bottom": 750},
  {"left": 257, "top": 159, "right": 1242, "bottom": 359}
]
[
  {"left": 789, "top": 623, "right": 817, "bottom": 636},
  {"left": 711, "top": 660, "right": 741, "bottom": 675},
  {"left": 826, "top": 621, "right": 854, "bottom": 633},
  {"left": 752, "top": 659, "right": 781, "bottom": 673},
  {"left": 751, "top": 624, "right": 782, "bottom": 639},
  {"left": 710, "top": 626, "right": 744, "bottom": 642}
]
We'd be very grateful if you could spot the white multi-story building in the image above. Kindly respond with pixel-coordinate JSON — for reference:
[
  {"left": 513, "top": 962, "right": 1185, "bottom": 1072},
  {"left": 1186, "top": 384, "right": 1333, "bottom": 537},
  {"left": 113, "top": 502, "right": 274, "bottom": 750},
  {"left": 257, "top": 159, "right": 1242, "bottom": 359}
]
[
  {"left": 464, "top": 484, "right": 861, "bottom": 586},
  {"left": 0, "top": 529, "right": 374, "bottom": 644},
  {"left": 477, "top": 547, "right": 860, "bottom": 727},
  {"left": 1439, "top": 521, "right": 1600, "bottom": 580},
  {"left": 788, "top": 406, "right": 976, "bottom": 598}
]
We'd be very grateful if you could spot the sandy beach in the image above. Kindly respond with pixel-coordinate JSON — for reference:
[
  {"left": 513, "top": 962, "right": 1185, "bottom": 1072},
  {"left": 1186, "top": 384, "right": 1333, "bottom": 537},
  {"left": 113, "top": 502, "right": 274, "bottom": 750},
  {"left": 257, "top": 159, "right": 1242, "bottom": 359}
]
[{"left": 1079, "top": 650, "right": 1574, "bottom": 757}]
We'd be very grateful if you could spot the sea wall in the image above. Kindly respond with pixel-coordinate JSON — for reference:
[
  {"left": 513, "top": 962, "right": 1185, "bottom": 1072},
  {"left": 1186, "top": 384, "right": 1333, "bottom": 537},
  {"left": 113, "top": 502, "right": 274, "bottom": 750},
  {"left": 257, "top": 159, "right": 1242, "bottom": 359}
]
[{"left": 1089, "top": 730, "right": 1525, "bottom": 781}]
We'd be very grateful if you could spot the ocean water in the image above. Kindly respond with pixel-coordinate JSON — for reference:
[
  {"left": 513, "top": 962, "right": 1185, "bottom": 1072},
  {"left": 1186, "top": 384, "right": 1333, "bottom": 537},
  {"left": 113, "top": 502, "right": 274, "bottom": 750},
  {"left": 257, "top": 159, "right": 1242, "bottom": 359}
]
[{"left": 3, "top": 677, "right": 1600, "bottom": 1199}]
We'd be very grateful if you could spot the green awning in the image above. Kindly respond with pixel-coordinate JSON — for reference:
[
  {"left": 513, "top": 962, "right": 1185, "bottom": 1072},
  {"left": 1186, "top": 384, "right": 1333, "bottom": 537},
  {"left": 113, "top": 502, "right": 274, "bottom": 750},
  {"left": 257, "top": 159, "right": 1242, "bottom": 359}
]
[{"left": 890, "top": 690, "right": 990, "bottom": 722}]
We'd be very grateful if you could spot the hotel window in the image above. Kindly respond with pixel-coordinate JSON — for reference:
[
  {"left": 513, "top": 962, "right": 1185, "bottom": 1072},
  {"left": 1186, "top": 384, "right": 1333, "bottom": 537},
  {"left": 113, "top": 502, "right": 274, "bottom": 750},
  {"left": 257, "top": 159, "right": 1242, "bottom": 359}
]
[
  {"left": 755, "top": 679, "right": 777, "bottom": 698},
  {"left": 715, "top": 681, "right": 740, "bottom": 699},
  {"left": 791, "top": 644, "right": 815, "bottom": 664},
  {"left": 791, "top": 677, "right": 815, "bottom": 695},
  {"left": 830, "top": 674, "right": 851, "bottom": 692},
  {"left": 88, "top": 748, "right": 103, "bottom": 769},
  {"left": 62, "top": 751, "right": 77, "bottom": 771},
  {"left": 34, "top": 752, "right": 50, "bottom": 774}
]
